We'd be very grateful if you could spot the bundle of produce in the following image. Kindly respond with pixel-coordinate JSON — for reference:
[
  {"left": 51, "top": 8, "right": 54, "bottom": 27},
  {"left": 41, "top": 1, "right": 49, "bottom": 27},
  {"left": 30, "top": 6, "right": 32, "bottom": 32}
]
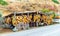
[
  {"left": 12, "top": 16, "right": 18, "bottom": 26},
  {"left": 34, "top": 14, "right": 41, "bottom": 22},
  {"left": 39, "top": 6, "right": 56, "bottom": 25},
  {"left": 5, "top": 17, "right": 11, "bottom": 24}
]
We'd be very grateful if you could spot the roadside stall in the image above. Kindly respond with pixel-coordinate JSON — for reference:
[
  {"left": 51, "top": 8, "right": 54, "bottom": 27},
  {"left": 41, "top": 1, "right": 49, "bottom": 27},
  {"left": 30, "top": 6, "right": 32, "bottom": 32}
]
[{"left": 0, "top": 0, "right": 60, "bottom": 33}]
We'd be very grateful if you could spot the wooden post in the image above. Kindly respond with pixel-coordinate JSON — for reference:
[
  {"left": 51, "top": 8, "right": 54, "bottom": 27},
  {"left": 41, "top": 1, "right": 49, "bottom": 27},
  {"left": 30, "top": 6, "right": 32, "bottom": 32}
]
[{"left": 36, "top": 11, "right": 39, "bottom": 27}]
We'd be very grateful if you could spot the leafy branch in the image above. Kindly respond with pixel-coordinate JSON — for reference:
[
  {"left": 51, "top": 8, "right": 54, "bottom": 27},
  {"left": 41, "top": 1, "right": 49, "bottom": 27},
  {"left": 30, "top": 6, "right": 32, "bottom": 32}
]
[
  {"left": 52, "top": 0, "right": 60, "bottom": 4},
  {"left": 0, "top": 0, "right": 8, "bottom": 5}
]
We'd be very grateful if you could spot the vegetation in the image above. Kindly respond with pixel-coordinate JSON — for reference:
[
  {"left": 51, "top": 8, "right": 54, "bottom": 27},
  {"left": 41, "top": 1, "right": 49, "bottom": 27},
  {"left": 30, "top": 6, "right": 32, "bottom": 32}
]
[
  {"left": 52, "top": 0, "right": 60, "bottom": 4},
  {"left": 0, "top": 0, "right": 8, "bottom": 5}
]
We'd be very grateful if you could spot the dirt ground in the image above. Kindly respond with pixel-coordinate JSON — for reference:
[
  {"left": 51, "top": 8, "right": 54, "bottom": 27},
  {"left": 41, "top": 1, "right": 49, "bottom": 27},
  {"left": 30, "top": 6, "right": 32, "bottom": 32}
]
[{"left": 0, "top": 28, "right": 13, "bottom": 33}]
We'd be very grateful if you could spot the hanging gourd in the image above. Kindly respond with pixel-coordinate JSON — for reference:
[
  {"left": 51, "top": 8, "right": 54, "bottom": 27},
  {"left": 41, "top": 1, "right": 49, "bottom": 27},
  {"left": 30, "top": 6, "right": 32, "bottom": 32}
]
[{"left": 52, "top": 0, "right": 60, "bottom": 4}]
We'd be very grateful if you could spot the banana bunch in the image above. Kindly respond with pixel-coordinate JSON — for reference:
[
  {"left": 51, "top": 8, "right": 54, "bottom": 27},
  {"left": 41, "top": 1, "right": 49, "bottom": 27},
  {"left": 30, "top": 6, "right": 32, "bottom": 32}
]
[
  {"left": 47, "top": 14, "right": 54, "bottom": 24},
  {"left": 41, "top": 14, "right": 53, "bottom": 25},
  {"left": 34, "top": 14, "right": 40, "bottom": 22},
  {"left": 5, "top": 17, "right": 11, "bottom": 24},
  {"left": 16, "top": 16, "right": 23, "bottom": 22},
  {"left": 43, "top": 14, "right": 53, "bottom": 25},
  {"left": 23, "top": 15, "right": 29, "bottom": 24},
  {"left": 12, "top": 14, "right": 32, "bottom": 25},
  {"left": 42, "top": 15, "right": 47, "bottom": 22},
  {"left": 29, "top": 14, "right": 32, "bottom": 19},
  {"left": 12, "top": 16, "right": 18, "bottom": 26},
  {"left": 12, "top": 16, "right": 23, "bottom": 26}
]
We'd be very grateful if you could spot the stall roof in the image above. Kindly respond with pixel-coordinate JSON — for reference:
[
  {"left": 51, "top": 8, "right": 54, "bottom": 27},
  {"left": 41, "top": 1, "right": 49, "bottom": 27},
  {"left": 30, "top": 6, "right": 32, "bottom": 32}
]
[
  {"left": 2, "top": 11, "right": 37, "bottom": 17},
  {"left": 16, "top": 11, "right": 36, "bottom": 14},
  {"left": 2, "top": 12, "right": 13, "bottom": 17}
]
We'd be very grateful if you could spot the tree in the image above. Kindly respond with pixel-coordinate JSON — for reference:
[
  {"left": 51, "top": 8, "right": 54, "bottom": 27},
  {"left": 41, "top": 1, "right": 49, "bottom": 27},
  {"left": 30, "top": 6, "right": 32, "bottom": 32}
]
[
  {"left": 0, "top": 0, "right": 8, "bottom": 5},
  {"left": 52, "top": 0, "right": 60, "bottom": 4}
]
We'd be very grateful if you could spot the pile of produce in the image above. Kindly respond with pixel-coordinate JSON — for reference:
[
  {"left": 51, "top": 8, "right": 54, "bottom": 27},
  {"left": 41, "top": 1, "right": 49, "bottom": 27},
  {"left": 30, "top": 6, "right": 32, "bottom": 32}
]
[
  {"left": 4, "top": 11, "right": 55, "bottom": 27},
  {"left": 0, "top": 0, "right": 60, "bottom": 32}
]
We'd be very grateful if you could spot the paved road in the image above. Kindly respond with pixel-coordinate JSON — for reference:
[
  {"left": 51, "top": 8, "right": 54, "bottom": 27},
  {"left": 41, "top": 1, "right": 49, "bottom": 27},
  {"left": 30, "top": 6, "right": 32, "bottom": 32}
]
[{"left": 0, "top": 24, "right": 60, "bottom": 36}]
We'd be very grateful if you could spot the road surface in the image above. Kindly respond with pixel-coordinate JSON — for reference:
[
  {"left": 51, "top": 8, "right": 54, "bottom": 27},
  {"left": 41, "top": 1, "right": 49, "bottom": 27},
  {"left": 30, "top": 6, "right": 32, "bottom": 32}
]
[{"left": 0, "top": 24, "right": 60, "bottom": 36}]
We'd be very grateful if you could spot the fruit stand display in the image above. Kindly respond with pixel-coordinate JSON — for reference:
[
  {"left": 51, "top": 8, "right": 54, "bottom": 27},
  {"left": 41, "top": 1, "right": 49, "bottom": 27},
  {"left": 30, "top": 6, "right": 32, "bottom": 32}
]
[
  {"left": 0, "top": 0, "right": 60, "bottom": 32},
  {"left": 3, "top": 11, "right": 55, "bottom": 31}
]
